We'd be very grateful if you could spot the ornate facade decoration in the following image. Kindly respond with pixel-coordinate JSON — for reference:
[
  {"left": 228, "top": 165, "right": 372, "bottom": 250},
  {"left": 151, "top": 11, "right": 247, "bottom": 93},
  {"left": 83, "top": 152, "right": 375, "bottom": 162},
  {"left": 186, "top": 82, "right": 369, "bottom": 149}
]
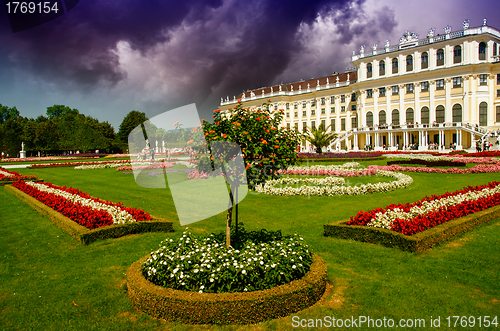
[{"left": 399, "top": 31, "right": 418, "bottom": 45}]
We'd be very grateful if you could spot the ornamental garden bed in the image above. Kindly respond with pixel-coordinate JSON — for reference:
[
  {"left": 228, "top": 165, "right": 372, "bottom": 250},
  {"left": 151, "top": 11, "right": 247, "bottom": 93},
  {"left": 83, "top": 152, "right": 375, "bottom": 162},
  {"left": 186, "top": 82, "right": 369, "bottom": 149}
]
[
  {"left": 5, "top": 183, "right": 174, "bottom": 244},
  {"left": 127, "top": 253, "right": 327, "bottom": 324},
  {"left": 0, "top": 168, "right": 39, "bottom": 185},
  {"left": 324, "top": 182, "right": 500, "bottom": 252},
  {"left": 387, "top": 159, "right": 467, "bottom": 167}
]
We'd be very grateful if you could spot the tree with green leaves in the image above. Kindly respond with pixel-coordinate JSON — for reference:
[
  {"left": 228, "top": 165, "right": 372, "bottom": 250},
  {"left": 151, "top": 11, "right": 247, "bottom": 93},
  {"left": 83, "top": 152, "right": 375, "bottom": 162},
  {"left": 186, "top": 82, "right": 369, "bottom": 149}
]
[
  {"left": 46, "top": 105, "right": 79, "bottom": 119},
  {"left": 117, "top": 111, "right": 148, "bottom": 151},
  {"left": 304, "top": 123, "right": 337, "bottom": 153},
  {"left": 199, "top": 100, "right": 303, "bottom": 247}
]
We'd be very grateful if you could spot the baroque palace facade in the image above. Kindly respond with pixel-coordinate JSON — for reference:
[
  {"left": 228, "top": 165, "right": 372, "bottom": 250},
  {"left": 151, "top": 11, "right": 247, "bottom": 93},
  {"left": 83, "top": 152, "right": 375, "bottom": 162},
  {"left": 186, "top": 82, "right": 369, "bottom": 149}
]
[{"left": 219, "top": 19, "right": 500, "bottom": 151}]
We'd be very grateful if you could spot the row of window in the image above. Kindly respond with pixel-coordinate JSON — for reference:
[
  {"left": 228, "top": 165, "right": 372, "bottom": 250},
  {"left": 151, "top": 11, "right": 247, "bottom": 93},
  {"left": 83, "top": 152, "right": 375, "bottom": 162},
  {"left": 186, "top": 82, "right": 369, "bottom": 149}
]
[
  {"left": 279, "top": 93, "right": 357, "bottom": 111},
  {"left": 286, "top": 118, "right": 352, "bottom": 132},
  {"left": 366, "top": 43, "right": 491, "bottom": 78}
]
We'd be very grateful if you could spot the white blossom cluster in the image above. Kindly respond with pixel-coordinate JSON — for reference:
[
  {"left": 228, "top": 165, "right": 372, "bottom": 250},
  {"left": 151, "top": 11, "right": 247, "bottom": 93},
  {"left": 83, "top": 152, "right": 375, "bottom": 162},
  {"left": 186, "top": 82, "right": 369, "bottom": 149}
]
[
  {"left": 0, "top": 169, "right": 14, "bottom": 177},
  {"left": 176, "top": 161, "right": 197, "bottom": 169},
  {"left": 368, "top": 183, "right": 500, "bottom": 229},
  {"left": 25, "top": 181, "right": 136, "bottom": 225},
  {"left": 255, "top": 170, "right": 413, "bottom": 196},
  {"left": 74, "top": 163, "right": 128, "bottom": 170},
  {"left": 287, "top": 162, "right": 362, "bottom": 171}
]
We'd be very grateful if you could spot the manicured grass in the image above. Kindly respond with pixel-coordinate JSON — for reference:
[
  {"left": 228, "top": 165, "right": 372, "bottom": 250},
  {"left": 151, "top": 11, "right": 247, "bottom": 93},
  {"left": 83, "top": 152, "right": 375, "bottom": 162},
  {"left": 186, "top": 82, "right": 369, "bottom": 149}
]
[{"left": 1, "top": 162, "right": 500, "bottom": 330}]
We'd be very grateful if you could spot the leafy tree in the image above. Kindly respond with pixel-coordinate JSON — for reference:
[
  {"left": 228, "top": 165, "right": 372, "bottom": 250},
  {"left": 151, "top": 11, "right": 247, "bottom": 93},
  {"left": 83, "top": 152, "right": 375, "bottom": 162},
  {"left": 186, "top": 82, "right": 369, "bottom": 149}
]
[
  {"left": 46, "top": 105, "right": 79, "bottom": 119},
  {"left": 0, "top": 105, "right": 20, "bottom": 124},
  {"left": 118, "top": 110, "right": 148, "bottom": 150},
  {"left": 304, "top": 123, "right": 337, "bottom": 153},
  {"left": 200, "top": 100, "right": 303, "bottom": 247}
]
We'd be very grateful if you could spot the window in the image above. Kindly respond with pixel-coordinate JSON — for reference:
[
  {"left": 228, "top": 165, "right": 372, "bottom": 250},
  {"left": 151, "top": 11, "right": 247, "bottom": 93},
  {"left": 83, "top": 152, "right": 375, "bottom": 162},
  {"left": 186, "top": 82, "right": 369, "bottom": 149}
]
[
  {"left": 406, "top": 108, "right": 414, "bottom": 123},
  {"left": 366, "top": 89, "right": 373, "bottom": 98},
  {"left": 311, "top": 109, "right": 315, "bottom": 115},
  {"left": 341, "top": 95, "right": 346, "bottom": 103},
  {"left": 436, "top": 105, "right": 445, "bottom": 123},
  {"left": 331, "top": 119, "right": 336, "bottom": 131},
  {"left": 421, "top": 52, "right": 428, "bottom": 69},
  {"left": 421, "top": 81, "right": 429, "bottom": 92},
  {"left": 437, "top": 49, "right": 444, "bottom": 66},
  {"left": 274, "top": 104, "right": 278, "bottom": 110},
  {"left": 379, "top": 87, "right": 386, "bottom": 97},
  {"left": 294, "top": 111, "right": 298, "bottom": 117},
  {"left": 351, "top": 115, "right": 358, "bottom": 129},
  {"left": 436, "top": 79, "right": 445, "bottom": 90},
  {"left": 311, "top": 99, "right": 316, "bottom": 107},
  {"left": 497, "top": 89, "right": 500, "bottom": 98},
  {"left": 392, "top": 109, "right": 400, "bottom": 125},
  {"left": 302, "top": 101, "right": 306, "bottom": 108},
  {"left": 286, "top": 112, "right": 290, "bottom": 118},
  {"left": 421, "top": 106, "right": 429, "bottom": 124},
  {"left": 294, "top": 122, "right": 298, "bottom": 129},
  {"left": 331, "top": 107, "right": 335, "bottom": 113},
  {"left": 392, "top": 58, "right": 398, "bottom": 74},
  {"left": 498, "top": 74, "right": 500, "bottom": 85},
  {"left": 321, "top": 97, "right": 325, "bottom": 105},
  {"left": 366, "top": 111, "right": 373, "bottom": 127},
  {"left": 302, "top": 110, "right": 306, "bottom": 117},
  {"left": 454, "top": 45, "right": 462, "bottom": 63},
  {"left": 479, "top": 102, "right": 488, "bottom": 126},
  {"left": 294, "top": 103, "right": 298, "bottom": 109},
  {"left": 453, "top": 77, "right": 462, "bottom": 88},
  {"left": 392, "top": 85, "right": 399, "bottom": 95},
  {"left": 479, "top": 74, "right": 488, "bottom": 86},
  {"left": 406, "top": 83, "right": 414, "bottom": 94},
  {"left": 341, "top": 118, "right": 346, "bottom": 131},
  {"left": 330, "top": 96, "right": 335, "bottom": 103},
  {"left": 351, "top": 93, "right": 356, "bottom": 102},
  {"left": 302, "top": 122, "right": 307, "bottom": 130},
  {"left": 351, "top": 105, "right": 356, "bottom": 111},
  {"left": 452, "top": 104, "right": 462, "bottom": 123},
  {"left": 287, "top": 123, "right": 290, "bottom": 129},
  {"left": 321, "top": 119, "right": 326, "bottom": 129},
  {"left": 494, "top": 43, "right": 498, "bottom": 56},
  {"left": 406, "top": 55, "right": 413, "bottom": 72},
  {"left": 311, "top": 121, "right": 316, "bottom": 129},
  {"left": 379, "top": 110, "right": 386, "bottom": 125},
  {"left": 321, "top": 108, "right": 326, "bottom": 115},
  {"left": 367, "top": 63, "right": 372, "bottom": 78},
  {"left": 379, "top": 60, "right": 385, "bottom": 75},
  {"left": 341, "top": 106, "right": 346, "bottom": 112},
  {"left": 496, "top": 106, "right": 500, "bottom": 122},
  {"left": 479, "top": 42, "right": 486, "bottom": 60},
  {"left": 286, "top": 103, "right": 290, "bottom": 110}
]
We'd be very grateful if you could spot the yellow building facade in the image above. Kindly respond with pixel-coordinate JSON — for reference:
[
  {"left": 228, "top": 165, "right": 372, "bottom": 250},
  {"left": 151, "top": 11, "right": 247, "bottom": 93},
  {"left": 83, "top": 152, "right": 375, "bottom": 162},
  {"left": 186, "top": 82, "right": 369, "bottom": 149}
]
[{"left": 220, "top": 19, "right": 500, "bottom": 152}]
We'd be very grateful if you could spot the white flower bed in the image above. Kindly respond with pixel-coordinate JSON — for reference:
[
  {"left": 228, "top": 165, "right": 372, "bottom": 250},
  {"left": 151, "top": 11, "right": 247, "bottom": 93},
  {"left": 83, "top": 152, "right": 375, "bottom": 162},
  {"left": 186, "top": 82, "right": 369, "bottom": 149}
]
[
  {"left": 74, "top": 163, "right": 129, "bottom": 170},
  {"left": 287, "top": 162, "right": 362, "bottom": 171},
  {"left": 255, "top": 170, "right": 413, "bottom": 196},
  {"left": 25, "top": 181, "right": 136, "bottom": 225},
  {"left": 368, "top": 184, "right": 500, "bottom": 229},
  {"left": 0, "top": 169, "right": 13, "bottom": 177}
]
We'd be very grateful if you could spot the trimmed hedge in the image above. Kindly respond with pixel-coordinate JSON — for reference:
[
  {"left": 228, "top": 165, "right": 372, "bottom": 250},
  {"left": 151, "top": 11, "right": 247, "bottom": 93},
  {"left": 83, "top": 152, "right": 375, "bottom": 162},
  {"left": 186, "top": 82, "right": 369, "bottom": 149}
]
[
  {"left": 127, "top": 254, "right": 327, "bottom": 324},
  {"left": 5, "top": 185, "right": 174, "bottom": 244},
  {"left": 387, "top": 159, "right": 466, "bottom": 167},
  {"left": 324, "top": 204, "right": 500, "bottom": 252}
]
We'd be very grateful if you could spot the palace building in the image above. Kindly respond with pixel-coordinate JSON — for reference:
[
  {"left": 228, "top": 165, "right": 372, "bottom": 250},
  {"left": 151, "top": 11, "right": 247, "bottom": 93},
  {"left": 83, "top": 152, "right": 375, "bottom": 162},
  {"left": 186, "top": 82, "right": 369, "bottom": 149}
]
[{"left": 219, "top": 19, "right": 500, "bottom": 151}]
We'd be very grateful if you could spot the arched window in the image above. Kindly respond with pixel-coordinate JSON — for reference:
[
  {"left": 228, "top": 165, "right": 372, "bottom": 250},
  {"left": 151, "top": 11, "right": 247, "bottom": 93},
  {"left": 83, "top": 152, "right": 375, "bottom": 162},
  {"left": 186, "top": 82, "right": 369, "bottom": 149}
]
[
  {"left": 406, "top": 55, "right": 413, "bottom": 72},
  {"left": 452, "top": 104, "right": 462, "bottom": 123},
  {"left": 437, "top": 49, "right": 444, "bottom": 66},
  {"left": 367, "top": 63, "right": 372, "bottom": 78},
  {"left": 421, "top": 106, "right": 429, "bottom": 124},
  {"left": 454, "top": 45, "right": 462, "bottom": 63},
  {"left": 379, "top": 60, "right": 385, "bottom": 76},
  {"left": 366, "top": 111, "right": 373, "bottom": 127},
  {"left": 436, "top": 105, "right": 445, "bottom": 123},
  {"left": 479, "top": 102, "right": 488, "bottom": 126},
  {"left": 406, "top": 108, "right": 414, "bottom": 123},
  {"left": 392, "top": 109, "right": 400, "bottom": 125},
  {"left": 421, "top": 52, "right": 429, "bottom": 69},
  {"left": 479, "top": 42, "right": 487, "bottom": 60},
  {"left": 379, "top": 110, "right": 386, "bottom": 125},
  {"left": 392, "top": 58, "right": 398, "bottom": 74}
]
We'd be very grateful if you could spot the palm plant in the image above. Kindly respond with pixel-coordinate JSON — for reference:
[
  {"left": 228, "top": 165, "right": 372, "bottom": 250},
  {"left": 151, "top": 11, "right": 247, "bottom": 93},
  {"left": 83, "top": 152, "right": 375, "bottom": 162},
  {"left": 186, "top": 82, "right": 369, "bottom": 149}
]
[{"left": 304, "top": 123, "right": 337, "bottom": 153}]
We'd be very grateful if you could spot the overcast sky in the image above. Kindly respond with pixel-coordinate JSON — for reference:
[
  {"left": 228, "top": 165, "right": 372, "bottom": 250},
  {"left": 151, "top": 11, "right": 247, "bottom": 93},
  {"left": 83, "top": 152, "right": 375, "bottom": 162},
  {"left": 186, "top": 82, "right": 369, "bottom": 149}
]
[{"left": 0, "top": 0, "right": 499, "bottom": 129}]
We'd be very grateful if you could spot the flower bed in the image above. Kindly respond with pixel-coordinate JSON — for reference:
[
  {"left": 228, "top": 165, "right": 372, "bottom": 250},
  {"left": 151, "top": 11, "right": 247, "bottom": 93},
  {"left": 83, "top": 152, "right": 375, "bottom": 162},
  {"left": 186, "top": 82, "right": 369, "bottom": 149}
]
[
  {"left": 298, "top": 152, "right": 383, "bottom": 159},
  {"left": 347, "top": 182, "right": 500, "bottom": 236},
  {"left": 386, "top": 159, "right": 466, "bottom": 167},
  {"left": 0, "top": 168, "right": 37, "bottom": 184},
  {"left": 12, "top": 180, "right": 151, "bottom": 229},
  {"left": 6, "top": 184, "right": 173, "bottom": 244},
  {"left": 127, "top": 230, "right": 326, "bottom": 324},
  {"left": 371, "top": 163, "right": 500, "bottom": 174}
]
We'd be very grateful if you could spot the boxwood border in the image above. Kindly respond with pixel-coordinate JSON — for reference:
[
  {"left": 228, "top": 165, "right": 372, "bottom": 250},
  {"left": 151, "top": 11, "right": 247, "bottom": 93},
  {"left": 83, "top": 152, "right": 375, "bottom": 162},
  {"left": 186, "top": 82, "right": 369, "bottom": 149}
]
[
  {"left": 324, "top": 204, "right": 500, "bottom": 252},
  {"left": 5, "top": 184, "right": 174, "bottom": 244},
  {"left": 126, "top": 254, "right": 327, "bottom": 325}
]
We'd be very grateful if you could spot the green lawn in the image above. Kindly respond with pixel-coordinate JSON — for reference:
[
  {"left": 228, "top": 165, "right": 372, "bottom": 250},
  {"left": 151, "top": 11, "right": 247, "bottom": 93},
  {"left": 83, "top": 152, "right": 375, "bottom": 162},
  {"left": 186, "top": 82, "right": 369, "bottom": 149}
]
[{"left": 1, "top": 162, "right": 499, "bottom": 330}]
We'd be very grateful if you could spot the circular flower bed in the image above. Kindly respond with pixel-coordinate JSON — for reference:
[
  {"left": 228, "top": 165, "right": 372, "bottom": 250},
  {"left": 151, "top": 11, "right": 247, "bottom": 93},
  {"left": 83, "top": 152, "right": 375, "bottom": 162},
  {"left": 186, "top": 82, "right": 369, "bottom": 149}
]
[{"left": 127, "top": 229, "right": 327, "bottom": 324}]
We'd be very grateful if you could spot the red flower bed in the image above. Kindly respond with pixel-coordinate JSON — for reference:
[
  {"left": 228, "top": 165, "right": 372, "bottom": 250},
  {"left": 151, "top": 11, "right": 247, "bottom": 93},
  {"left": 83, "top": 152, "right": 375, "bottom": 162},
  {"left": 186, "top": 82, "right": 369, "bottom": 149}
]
[
  {"left": 12, "top": 181, "right": 151, "bottom": 229},
  {"left": 0, "top": 168, "right": 37, "bottom": 181},
  {"left": 347, "top": 182, "right": 500, "bottom": 235}
]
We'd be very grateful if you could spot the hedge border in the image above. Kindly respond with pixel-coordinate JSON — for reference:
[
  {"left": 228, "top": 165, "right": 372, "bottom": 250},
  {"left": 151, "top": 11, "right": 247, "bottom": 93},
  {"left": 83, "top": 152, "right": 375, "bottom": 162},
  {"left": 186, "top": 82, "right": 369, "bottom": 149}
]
[
  {"left": 127, "top": 254, "right": 327, "bottom": 325},
  {"left": 298, "top": 156, "right": 385, "bottom": 163},
  {"left": 323, "top": 204, "right": 500, "bottom": 252},
  {"left": 5, "top": 184, "right": 174, "bottom": 244}
]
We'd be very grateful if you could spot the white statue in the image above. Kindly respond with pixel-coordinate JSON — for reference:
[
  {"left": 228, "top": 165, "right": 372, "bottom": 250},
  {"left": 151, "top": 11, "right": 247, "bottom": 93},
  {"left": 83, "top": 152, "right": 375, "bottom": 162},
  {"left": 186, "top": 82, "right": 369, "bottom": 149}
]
[{"left": 463, "top": 19, "right": 470, "bottom": 30}]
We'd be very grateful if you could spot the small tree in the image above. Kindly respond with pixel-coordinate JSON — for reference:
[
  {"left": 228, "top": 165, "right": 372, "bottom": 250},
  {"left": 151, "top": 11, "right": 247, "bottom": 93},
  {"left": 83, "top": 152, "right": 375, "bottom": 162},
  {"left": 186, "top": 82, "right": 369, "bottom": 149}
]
[
  {"left": 304, "top": 123, "right": 337, "bottom": 153},
  {"left": 200, "top": 100, "right": 303, "bottom": 248}
]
